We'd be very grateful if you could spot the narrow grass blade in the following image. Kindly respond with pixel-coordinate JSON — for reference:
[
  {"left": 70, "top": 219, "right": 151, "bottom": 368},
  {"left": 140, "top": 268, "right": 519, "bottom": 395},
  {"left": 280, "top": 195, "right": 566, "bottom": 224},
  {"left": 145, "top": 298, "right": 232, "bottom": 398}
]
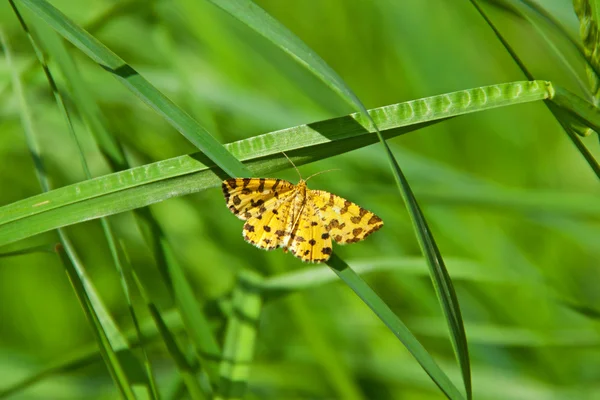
[
  {"left": 0, "top": 307, "right": 186, "bottom": 398},
  {"left": 26, "top": 7, "right": 223, "bottom": 389},
  {"left": 56, "top": 238, "right": 137, "bottom": 399},
  {"left": 132, "top": 270, "right": 210, "bottom": 399},
  {"left": 376, "top": 156, "right": 471, "bottom": 400},
  {"left": 0, "top": 27, "right": 49, "bottom": 192},
  {"left": 147, "top": 215, "right": 222, "bottom": 382},
  {"left": 16, "top": 0, "right": 248, "bottom": 178},
  {"left": 32, "top": 21, "right": 127, "bottom": 170},
  {"left": 14, "top": 5, "right": 159, "bottom": 395},
  {"left": 112, "top": 237, "right": 161, "bottom": 400},
  {"left": 325, "top": 254, "right": 464, "bottom": 400},
  {"left": 0, "top": 244, "right": 55, "bottom": 257},
  {"left": 0, "top": 81, "right": 553, "bottom": 246},
  {"left": 217, "top": 271, "right": 263, "bottom": 399},
  {"left": 4, "top": 19, "right": 152, "bottom": 397}
]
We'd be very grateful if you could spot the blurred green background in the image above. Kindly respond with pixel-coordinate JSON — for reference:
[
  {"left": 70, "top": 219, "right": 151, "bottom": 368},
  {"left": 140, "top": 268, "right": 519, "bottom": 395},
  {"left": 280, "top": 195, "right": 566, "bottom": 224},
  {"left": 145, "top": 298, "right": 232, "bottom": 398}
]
[{"left": 1, "top": 0, "right": 599, "bottom": 398}]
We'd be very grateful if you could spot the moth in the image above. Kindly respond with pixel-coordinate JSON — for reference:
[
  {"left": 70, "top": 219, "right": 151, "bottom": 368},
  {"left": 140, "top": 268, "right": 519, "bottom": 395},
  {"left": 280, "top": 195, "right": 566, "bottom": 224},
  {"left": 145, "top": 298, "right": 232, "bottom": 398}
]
[{"left": 222, "top": 163, "right": 383, "bottom": 263}]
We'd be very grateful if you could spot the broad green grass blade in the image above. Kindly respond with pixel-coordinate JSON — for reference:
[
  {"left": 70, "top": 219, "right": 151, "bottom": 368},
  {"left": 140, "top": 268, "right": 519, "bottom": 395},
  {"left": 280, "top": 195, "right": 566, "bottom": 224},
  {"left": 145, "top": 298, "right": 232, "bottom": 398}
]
[
  {"left": 132, "top": 270, "right": 210, "bottom": 399},
  {"left": 0, "top": 81, "right": 554, "bottom": 247},
  {"left": 217, "top": 271, "right": 263, "bottom": 400},
  {"left": 16, "top": 0, "right": 248, "bottom": 178},
  {"left": 325, "top": 254, "right": 464, "bottom": 400}
]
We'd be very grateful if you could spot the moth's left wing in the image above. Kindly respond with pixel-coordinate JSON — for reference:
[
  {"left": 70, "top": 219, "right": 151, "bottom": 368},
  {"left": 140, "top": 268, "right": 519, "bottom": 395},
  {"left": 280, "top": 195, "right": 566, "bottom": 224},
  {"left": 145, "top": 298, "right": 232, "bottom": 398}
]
[{"left": 222, "top": 178, "right": 295, "bottom": 220}]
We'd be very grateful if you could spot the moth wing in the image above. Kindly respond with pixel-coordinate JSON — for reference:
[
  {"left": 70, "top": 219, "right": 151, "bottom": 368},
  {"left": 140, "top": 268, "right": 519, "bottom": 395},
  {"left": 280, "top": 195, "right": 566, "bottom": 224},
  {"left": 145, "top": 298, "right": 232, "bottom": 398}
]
[
  {"left": 222, "top": 178, "right": 295, "bottom": 220},
  {"left": 309, "top": 190, "right": 383, "bottom": 244}
]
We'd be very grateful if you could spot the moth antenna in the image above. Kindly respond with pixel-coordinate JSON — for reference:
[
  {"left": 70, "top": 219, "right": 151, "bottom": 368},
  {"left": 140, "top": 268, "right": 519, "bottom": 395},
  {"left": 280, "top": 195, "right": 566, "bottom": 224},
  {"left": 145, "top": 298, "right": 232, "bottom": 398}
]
[
  {"left": 305, "top": 168, "right": 341, "bottom": 182},
  {"left": 282, "top": 151, "right": 302, "bottom": 180}
]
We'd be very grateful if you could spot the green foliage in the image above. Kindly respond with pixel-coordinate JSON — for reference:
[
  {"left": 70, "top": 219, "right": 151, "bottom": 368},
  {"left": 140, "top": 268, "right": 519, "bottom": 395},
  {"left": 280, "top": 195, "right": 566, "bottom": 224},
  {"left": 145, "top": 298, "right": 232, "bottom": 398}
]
[{"left": 1, "top": 0, "right": 599, "bottom": 399}]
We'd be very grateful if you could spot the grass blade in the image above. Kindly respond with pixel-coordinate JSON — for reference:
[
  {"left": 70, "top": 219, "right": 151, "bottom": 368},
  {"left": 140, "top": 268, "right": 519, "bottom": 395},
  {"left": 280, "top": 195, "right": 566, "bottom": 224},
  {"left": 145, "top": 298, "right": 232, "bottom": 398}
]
[
  {"left": 0, "top": 81, "right": 553, "bottom": 246},
  {"left": 326, "top": 253, "right": 464, "bottom": 400},
  {"left": 151, "top": 216, "right": 222, "bottom": 382},
  {"left": 56, "top": 240, "right": 136, "bottom": 399},
  {"left": 376, "top": 153, "right": 471, "bottom": 400},
  {"left": 3, "top": 20, "right": 151, "bottom": 398},
  {"left": 132, "top": 270, "right": 210, "bottom": 399},
  {"left": 0, "top": 244, "right": 55, "bottom": 257},
  {"left": 27, "top": 10, "right": 223, "bottom": 388}
]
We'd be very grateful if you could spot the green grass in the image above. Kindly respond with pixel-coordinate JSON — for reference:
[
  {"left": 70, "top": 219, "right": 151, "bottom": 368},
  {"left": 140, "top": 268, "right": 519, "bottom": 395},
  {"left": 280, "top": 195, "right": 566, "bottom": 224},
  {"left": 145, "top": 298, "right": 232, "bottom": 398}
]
[{"left": 1, "top": 0, "right": 599, "bottom": 399}]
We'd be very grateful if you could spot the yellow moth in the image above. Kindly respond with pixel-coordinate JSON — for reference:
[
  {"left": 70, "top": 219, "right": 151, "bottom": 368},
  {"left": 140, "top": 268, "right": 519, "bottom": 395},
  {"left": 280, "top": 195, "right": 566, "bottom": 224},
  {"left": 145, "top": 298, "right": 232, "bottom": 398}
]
[{"left": 222, "top": 160, "right": 383, "bottom": 263}]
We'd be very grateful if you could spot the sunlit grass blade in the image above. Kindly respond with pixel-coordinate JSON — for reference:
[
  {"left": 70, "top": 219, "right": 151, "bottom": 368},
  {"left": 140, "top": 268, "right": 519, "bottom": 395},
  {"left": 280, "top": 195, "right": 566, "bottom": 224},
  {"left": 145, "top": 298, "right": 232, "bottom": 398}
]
[
  {"left": 217, "top": 271, "right": 263, "bottom": 399},
  {"left": 15, "top": 0, "right": 248, "bottom": 177},
  {"left": 325, "top": 254, "right": 464, "bottom": 400},
  {"left": 0, "top": 81, "right": 554, "bottom": 246}
]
